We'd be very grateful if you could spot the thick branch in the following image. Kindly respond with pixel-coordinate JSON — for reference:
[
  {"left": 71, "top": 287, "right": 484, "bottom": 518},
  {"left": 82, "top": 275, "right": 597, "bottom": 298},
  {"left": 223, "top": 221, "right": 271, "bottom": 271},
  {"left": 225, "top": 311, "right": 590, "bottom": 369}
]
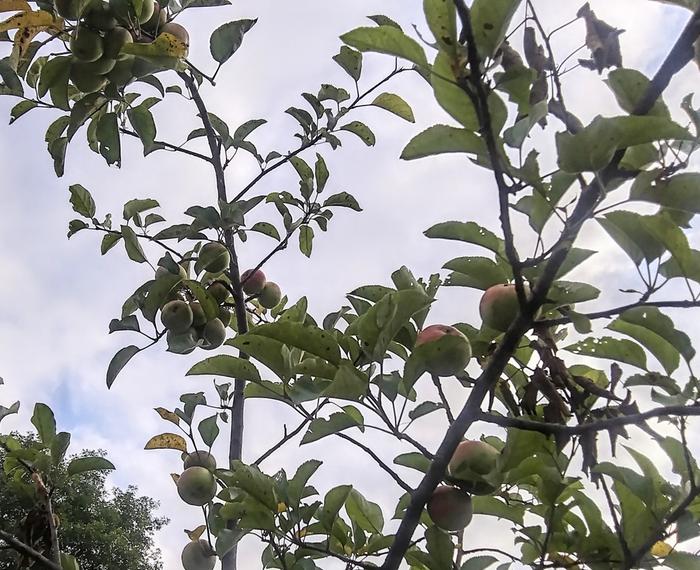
[
  {"left": 478, "top": 405, "right": 700, "bottom": 435},
  {"left": 0, "top": 529, "right": 62, "bottom": 570}
]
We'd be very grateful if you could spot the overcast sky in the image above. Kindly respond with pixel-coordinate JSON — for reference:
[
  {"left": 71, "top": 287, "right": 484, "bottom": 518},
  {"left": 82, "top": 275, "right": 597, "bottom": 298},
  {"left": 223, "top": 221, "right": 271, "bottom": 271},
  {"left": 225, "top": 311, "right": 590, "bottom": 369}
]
[{"left": 1, "top": 1, "right": 699, "bottom": 568}]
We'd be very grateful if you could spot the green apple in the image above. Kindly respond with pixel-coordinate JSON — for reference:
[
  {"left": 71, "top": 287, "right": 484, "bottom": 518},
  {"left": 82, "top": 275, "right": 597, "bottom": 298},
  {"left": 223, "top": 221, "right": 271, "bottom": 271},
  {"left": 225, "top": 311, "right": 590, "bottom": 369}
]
[
  {"left": 479, "top": 283, "right": 539, "bottom": 332},
  {"left": 177, "top": 467, "right": 217, "bottom": 506},
  {"left": 181, "top": 539, "right": 216, "bottom": 570},
  {"left": 70, "top": 26, "right": 104, "bottom": 62},
  {"left": 161, "top": 300, "right": 193, "bottom": 333},
  {"left": 414, "top": 324, "right": 471, "bottom": 377},
  {"left": 258, "top": 281, "right": 281, "bottom": 309},
  {"left": 183, "top": 450, "right": 216, "bottom": 471},
  {"left": 198, "top": 243, "right": 230, "bottom": 274}
]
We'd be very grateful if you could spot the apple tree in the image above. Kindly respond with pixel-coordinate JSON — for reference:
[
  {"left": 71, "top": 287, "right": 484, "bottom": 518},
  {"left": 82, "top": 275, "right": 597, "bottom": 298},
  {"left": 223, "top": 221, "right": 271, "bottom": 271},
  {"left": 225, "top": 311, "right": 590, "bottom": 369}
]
[{"left": 3, "top": 0, "right": 700, "bottom": 569}]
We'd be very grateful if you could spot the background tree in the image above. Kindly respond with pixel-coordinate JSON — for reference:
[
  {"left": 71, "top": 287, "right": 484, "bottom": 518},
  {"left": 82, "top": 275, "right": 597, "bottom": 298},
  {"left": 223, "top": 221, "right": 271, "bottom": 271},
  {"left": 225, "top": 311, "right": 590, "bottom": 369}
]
[
  {"left": 2, "top": 0, "right": 700, "bottom": 569},
  {"left": 0, "top": 434, "right": 167, "bottom": 570}
]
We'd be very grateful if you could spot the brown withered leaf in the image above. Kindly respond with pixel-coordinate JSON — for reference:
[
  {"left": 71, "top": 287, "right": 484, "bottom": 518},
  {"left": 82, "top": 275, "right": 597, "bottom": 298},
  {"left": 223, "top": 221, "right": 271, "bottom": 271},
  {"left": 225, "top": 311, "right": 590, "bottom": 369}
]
[
  {"left": 499, "top": 40, "right": 525, "bottom": 72},
  {"left": 577, "top": 2, "right": 624, "bottom": 73},
  {"left": 580, "top": 430, "right": 599, "bottom": 481},
  {"left": 523, "top": 26, "right": 551, "bottom": 73}
]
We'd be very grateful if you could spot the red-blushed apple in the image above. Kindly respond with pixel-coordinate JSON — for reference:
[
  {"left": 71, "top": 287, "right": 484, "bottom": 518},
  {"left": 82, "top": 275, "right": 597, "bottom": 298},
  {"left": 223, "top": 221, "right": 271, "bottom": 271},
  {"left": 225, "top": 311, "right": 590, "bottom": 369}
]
[
  {"left": 414, "top": 324, "right": 472, "bottom": 377},
  {"left": 241, "top": 268, "right": 266, "bottom": 294},
  {"left": 177, "top": 466, "right": 217, "bottom": 506},
  {"left": 479, "top": 283, "right": 536, "bottom": 332},
  {"left": 448, "top": 439, "right": 501, "bottom": 495},
  {"left": 427, "top": 486, "right": 473, "bottom": 531}
]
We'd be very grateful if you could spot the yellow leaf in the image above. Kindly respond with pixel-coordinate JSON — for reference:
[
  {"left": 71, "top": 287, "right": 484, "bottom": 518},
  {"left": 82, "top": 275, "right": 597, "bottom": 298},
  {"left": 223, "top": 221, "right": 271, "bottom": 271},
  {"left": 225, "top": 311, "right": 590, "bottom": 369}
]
[
  {"left": 154, "top": 407, "right": 180, "bottom": 425},
  {"left": 0, "top": 10, "right": 57, "bottom": 32},
  {"left": 170, "top": 472, "right": 180, "bottom": 484},
  {"left": 122, "top": 31, "right": 188, "bottom": 62},
  {"left": 186, "top": 525, "right": 206, "bottom": 541},
  {"left": 651, "top": 541, "right": 673, "bottom": 557},
  {"left": 277, "top": 502, "right": 287, "bottom": 513},
  {"left": 144, "top": 432, "right": 188, "bottom": 452},
  {"left": 10, "top": 24, "right": 48, "bottom": 69},
  {"left": 0, "top": 0, "right": 31, "bottom": 14}
]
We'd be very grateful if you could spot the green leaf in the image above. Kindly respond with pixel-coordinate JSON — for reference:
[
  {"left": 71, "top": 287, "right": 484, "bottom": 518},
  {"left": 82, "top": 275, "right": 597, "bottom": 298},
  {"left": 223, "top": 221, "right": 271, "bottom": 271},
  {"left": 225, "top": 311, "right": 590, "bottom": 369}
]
[
  {"left": 424, "top": 0, "right": 457, "bottom": 55},
  {"left": 123, "top": 198, "right": 159, "bottom": 221},
  {"left": 333, "top": 45, "right": 362, "bottom": 80},
  {"left": 50, "top": 432, "right": 71, "bottom": 466},
  {"left": 424, "top": 221, "right": 505, "bottom": 256},
  {"left": 472, "top": 496, "right": 524, "bottom": 524},
  {"left": 426, "top": 526, "right": 454, "bottom": 570},
  {"left": 630, "top": 173, "right": 700, "bottom": 214},
  {"left": 609, "top": 307, "right": 693, "bottom": 374},
  {"left": 314, "top": 154, "right": 329, "bottom": 192},
  {"left": 444, "top": 256, "right": 510, "bottom": 290},
  {"left": 598, "top": 211, "right": 664, "bottom": 266},
  {"left": 319, "top": 485, "right": 352, "bottom": 530},
  {"left": 252, "top": 321, "right": 341, "bottom": 365},
  {"left": 60, "top": 552, "right": 80, "bottom": 570},
  {"left": 323, "top": 192, "right": 361, "bottom": 211},
  {"left": 340, "top": 26, "right": 428, "bottom": 68},
  {"left": 394, "top": 452, "right": 431, "bottom": 474},
  {"left": 431, "top": 51, "right": 478, "bottom": 130},
  {"left": 346, "top": 488, "right": 384, "bottom": 533},
  {"left": 288, "top": 459, "right": 322, "bottom": 506},
  {"left": 233, "top": 119, "right": 266, "bottom": 142},
  {"left": 471, "top": 0, "right": 522, "bottom": 57},
  {"left": 322, "top": 363, "right": 369, "bottom": 400},
  {"left": 0, "top": 401, "right": 20, "bottom": 424},
  {"left": 9, "top": 100, "right": 37, "bottom": 123},
  {"left": 605, "top": 68, "right": 669, "bottom": 117},
  {"left": 249, "top": 222, "right": 280, "bottom": 240},
  {"left": 106, "top": 345, "right": 141, "bottom": 388},
  {"left": 38, "top": 55, "right": 70, "bottom": 104},
  {"left": 564, "top": 336, "right": 647, "bottom": 370},
  {"left": 68, "top": 184, "right": 96, "bottom": 218},
  {"left": 665, "top": 552, "right": 700, "bottom": 570},
  {"left": 96, "top": 112, "right": 121, "bottom": 166},
  {"left": 401, "top": 125, "right": 486, "bottom": 160},
  {"left": 227, "top": 334, "right": 290, "bottom": 380},
  {"left": 67, "top": 456, "right": 116, "bottom": 476},
  {"left": 31, "top": 403, "right": 56, "bottom": 445},
  {"left": 142, "top": 274, "right": 182, "bottom": 322},
  {"left": 299, "top": 224, "right": 314, "bottom": 257},
  {"left": 49, "top": 137, "right": 68, "bottom": 177},
  {"left": 408, "top": 401, "right": 443, "bottom": 420},
  {"left": 127, "top": 105, "right": 158, "bottom": 154},
  {"left": 120, "top": 225, "right": 147, "bottom": 263},
  {"left": 460, "top": 556, "right": 498, "bottom": 570},
  {"left": 187, "top": 355, "right": 261, "bottom": 381},
  {"left": 340, "top": 121, "right": 376, "bottom": 146},
  {"left": 198, "top": 415, "right": 219, "bottom": 447},
  {"left": 371, "top": 93, "right": 415, "bottom": 122},
  {"left": 210, "top": 19, "right": 257, "bottom": 64},
  {"left": 301, "top": 406, "right": 363, "bottom": 444}
]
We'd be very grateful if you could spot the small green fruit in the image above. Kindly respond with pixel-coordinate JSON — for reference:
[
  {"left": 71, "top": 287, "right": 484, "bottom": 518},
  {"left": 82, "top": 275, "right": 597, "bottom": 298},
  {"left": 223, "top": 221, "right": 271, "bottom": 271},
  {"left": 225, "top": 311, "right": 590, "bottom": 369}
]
[
  {"left": 183, "top": 450, "right": 217, "bottom": 471},
  {"left": 109, "top": 0, "right": 154, "bottom": 25},
  {"left": 142, "top": 1, "right": 166, "bottom": 31},
  {"left": 155, "top": 264, "right": 187, "bottom": 280},
  {"left": 166, "top": 328, "right": 198, "bottom": 354},
  {"left": 55, "top": 0, "right": 91, "bottom": 20},
  {"left": 218, "top": 306, "right": 232, "bottom": 327},
  {"left": 202, "top": 318, "right": 226, "bottom": 350},
  {"left": 240, "top": 268, "right": 266, "bottom": 295},
  {"left": 84, "top": 2, "right": 117, "bottom": 30},
  {"left": 479, "top": 283, "right": 540, "bottom": 332},
  {"left": 105, "top": 55, "right": 134, "bottom": 85},
  {"left": 161, "top": 300, "right": 193, "bottom": 333},
  {"left": 207, "top": 281, "right": 229, "bottom": 305},
  {"left": 414, "top": 324, "right": 471, "bottom": 377},
  {"left": 177, "top": 466, "right": 217, "bottom": 506},
  {"left": 258, "top": 281, "right": 281, "bottom": 309},
  {"left": 102, "top": 26, "right": 133, "bottom": 59},
  {"left": 70, "top": 26, "right": 104, "bottom": 62},
  {"left": 427, "top": 486, "right": 473, "bottom": 532},
  {"left": 181, "top": 539, "right": 216, "bottom": 570},
  {"left": 69, "top": 65, "right": 108, "bottom": 93},
  {"left": 198, "top": 243, "right": 230, "bottom": 274},
  {"left": 72, "top": 56, "right": 117, "bottom": 76},
  {"left": 190, "top": 302, "right": 207, "bottom": 327}
]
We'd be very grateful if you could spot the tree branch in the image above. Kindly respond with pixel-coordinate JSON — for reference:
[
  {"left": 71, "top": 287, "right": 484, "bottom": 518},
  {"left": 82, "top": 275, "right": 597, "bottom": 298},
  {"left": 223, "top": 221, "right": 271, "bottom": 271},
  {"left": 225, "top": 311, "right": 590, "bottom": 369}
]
[
  {"left": 119, "top": 128, "right": 212, "bottom": 162},
  {"left": 540, "top": 299, "right": 700, "bottom": 327},
  {"left": 0, "top": 529, "right": 62, "bottom": 570},
  {"left": 478, "top": 405, "right": 700, "bottom": 436},
  {"left": 379, "top": 5, "right": 700, "bottom": 568}
]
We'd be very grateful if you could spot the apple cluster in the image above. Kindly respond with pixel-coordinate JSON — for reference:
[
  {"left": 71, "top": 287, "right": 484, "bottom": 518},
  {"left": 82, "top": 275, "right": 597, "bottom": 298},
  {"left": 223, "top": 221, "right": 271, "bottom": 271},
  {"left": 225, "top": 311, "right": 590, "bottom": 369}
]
[
  {"left": 55, "top": 0, "right": 189, "bottom": 94},
  {"left": 177, "top": 451, "right": 218, "bottom": 569},
  {"left": 158, "top": 243, "right": 231, "bottom": 354},
  {"left": 240, "top": 268, "right": 282, "bottom": 309},
  {"left": 428, "top": 440, "right": 502, "bottom": 532}
]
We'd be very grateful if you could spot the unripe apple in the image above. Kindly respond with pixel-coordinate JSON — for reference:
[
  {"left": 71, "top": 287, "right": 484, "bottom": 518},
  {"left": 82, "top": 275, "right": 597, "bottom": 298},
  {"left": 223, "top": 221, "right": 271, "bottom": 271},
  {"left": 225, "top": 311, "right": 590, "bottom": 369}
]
[
  {"left": 198, "top": 243, "right": 230, "bottom": 274},
  {"left": 102, "top": 26, "right": 133, "bottom": 59},
  {"left": 183, "top": 450, "right": 216, "bottom": 471},
  {"left": 202, "top": 318, "right": 226, "bottom": 350},
  {"left": 142, "top": 0, "right": 166, "bottom": 31},
  {"left": 109, "top": 0, "right": 154, "bottom": 25},
  {"left": 427, "top": 486, "right": 473, "bottom": 532},
  {"left": 414, "top": 324, "right": 471, "bottom": 377},
  {"left": 166, "top": 328, "right": 198, "bottom": 354},
  {"left": 448, "top": 439, "right": 501, "bottom": 495},
  {"left": 70, "top": 26, "right": 104, "bottom": 62},
  {"left": 258, "top": 282, "right": 281, "bottom": 309},
  {"left": 479, "top": 283, "right": 537, "bottom": 332},
  {"left": 207, "top": 281, "right": 229, "bottom": 305},
  {"left": 159, "top": 22, "right": 189, "bottom": 46},
  {"left": 69, "top": 65, "right": 108, "bottom": 93},
  {"left": 161, "top": 299, "right": 193, "bottom": 333},
  {"left": 240, "top": 268, "right": 266, "bottom": 294},
  {"left": 177, "top": 466, "right": 217, "bottom": 506},
  {"left": 155, "top": 264, "right": 187, "bottom": 280},
  {"left": 84, "top": 2, "right": 117, "bottom": 31},
  {"left": 189, "top": 302, "right": 207, "bottom": 327},
  {"left": 181, "top": 539, "right": 216, "bottom": 570}
]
